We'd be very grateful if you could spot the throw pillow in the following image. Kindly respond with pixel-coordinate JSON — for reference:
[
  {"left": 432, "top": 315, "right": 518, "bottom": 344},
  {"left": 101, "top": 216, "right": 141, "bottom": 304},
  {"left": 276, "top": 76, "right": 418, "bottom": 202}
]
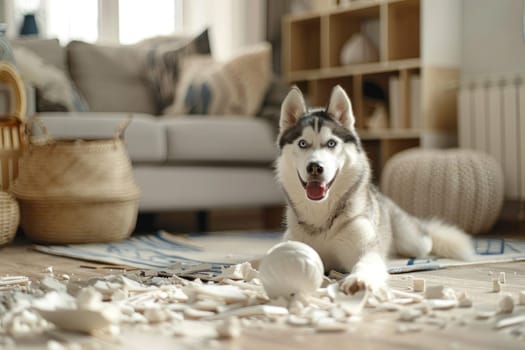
[
  {"left": 142, "top": 29, "right": 211, "bottom": 113},
  {"left": 165, "top": 42, "right": 273, "bottom": 116},
  {"left": 13, "top": 46, "right": 88, "bottom": 112}
]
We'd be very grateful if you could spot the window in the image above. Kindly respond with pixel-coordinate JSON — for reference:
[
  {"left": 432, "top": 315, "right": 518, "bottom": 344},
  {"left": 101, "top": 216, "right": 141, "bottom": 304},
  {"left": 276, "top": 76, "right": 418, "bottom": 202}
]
[
  {"left": 43, "top": 0, "right": 98, "bottom": 43},
  {"left": 119, "top": 0, "right": 178, "bottom": 44},
  {"left": 8, "top": 0, "right": 265, "bottom": 59},
  {"left": 12, "top": 0, "right": 181, "bottom": 44}
]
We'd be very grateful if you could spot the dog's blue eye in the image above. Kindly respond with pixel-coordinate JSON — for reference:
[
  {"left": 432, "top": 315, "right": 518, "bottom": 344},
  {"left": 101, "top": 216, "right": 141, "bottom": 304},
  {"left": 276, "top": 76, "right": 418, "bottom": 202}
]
[
  {"left": 327, "top": 139, "right": 337, "bottom": 148},
  {"left": 298, "top": 140, "right": 308, "bottom": 149}
]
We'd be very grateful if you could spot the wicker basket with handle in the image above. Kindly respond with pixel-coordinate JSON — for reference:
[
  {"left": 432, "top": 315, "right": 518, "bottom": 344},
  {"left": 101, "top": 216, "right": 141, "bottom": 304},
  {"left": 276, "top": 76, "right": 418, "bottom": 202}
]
[
  {"left": 0, "top": 61, "right": 26, "bottom": 244},
  {"left": 10, "top": 117, "right": 140, "bottom": 243},
  {"left": 0, "top": 61, "right": 26, "bottom": 191}
]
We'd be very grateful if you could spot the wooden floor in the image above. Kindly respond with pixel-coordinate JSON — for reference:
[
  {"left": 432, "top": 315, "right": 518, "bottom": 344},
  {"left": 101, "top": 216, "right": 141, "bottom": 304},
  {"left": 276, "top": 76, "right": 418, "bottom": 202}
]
[{"left": 1, "top": 222, "right": 524, "bottom": 350}]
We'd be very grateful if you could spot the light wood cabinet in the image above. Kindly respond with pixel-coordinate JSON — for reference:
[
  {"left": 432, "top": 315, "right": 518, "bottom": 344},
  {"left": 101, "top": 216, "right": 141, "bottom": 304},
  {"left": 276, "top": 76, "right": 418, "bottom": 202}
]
[{"left": 282, "top": 0, "right": 459, "bottom": 180}]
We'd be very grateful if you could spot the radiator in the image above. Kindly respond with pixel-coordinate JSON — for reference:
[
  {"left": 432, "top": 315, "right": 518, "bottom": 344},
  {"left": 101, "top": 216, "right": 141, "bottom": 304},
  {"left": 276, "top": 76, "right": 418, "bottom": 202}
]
[{"left": 458, "top": 75, "right": 525, "bottom": 200}]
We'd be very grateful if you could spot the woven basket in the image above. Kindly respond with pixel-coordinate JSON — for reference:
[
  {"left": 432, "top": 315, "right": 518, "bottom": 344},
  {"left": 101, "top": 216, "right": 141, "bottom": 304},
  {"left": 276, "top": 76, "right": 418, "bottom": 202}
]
[
  {"left": 0, "top": 61, "right": 26, "bottom": 191},
  {"left": 10, "top": 117, "right": 140, "bottom": 243},
  {"left": 0, "top": 191, "right": 19, "bottom": 245}
]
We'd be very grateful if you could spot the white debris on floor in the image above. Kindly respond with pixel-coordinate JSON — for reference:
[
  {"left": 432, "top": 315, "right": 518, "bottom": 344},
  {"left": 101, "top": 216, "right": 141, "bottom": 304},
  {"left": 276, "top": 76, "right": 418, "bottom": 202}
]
[
  {"left": 499, "top": 272, "right": 506, "bottom": 284},
  {"left": 411, "top": 278, "right": 425, "bottom": 293},
  {"left": 492, "top": 279, "right": 502, "bottom": 292},
  {"left": 0, "top": 276, "right": 30, "bottom": 291},
  {"left": 424, "top": 285, "right": 445, "bottom": 299},
  {"left": 0, "top": 265, "right": 524, "bottom": 348},
  {"left": 519, "top": 291, "right": 525, "bottom": 305},
  {"left": 457, "top": 291, "right": 473, "bottom": 308},
  {"left": 498, "top": 294, "right": 515, "bottom": 314}
]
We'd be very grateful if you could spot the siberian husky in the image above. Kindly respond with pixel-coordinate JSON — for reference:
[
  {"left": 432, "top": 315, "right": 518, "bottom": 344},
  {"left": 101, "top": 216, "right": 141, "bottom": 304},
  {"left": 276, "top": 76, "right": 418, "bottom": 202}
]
[{"left": 275, "top": 85, "right": 474, "bottom": 294}]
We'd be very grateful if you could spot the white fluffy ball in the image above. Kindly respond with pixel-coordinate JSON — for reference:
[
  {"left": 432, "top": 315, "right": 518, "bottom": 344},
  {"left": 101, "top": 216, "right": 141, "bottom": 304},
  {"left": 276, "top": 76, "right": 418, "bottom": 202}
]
[{"left": 259, "top": 241, "right": 324, "bottom": 299}]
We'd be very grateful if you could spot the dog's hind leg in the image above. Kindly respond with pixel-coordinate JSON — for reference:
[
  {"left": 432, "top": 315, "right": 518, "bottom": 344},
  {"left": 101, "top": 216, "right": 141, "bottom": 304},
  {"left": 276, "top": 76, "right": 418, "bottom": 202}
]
[{"left": 389, "top": 205, "right": 433, "bottom": 258}]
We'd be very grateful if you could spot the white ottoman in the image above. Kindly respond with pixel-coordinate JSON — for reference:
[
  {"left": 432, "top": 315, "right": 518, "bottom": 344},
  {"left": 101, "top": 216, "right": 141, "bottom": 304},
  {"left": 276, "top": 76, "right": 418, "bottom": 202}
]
[{"left": 381, "top": 148, "right": 504, "bottom": 234}]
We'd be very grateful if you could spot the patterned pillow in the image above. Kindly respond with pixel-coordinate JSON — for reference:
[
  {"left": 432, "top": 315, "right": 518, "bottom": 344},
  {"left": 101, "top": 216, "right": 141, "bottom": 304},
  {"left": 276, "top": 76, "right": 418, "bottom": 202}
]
[
  {"left": 143, "top": 29, "right": 211, "bottom": 113},
  {"left": 165, "top": 42, "right": 272, "bottom": 116}
]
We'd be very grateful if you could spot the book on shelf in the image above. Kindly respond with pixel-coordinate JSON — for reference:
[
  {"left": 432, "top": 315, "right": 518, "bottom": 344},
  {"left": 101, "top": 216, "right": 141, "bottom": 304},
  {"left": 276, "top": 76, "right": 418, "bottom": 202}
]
[
  {"left": 389, "top": 76, "right": 400, "bottom": 129},
  {"left": 389, "top": 75, "right": 421, "bottom": 130},
  {"left": 410, "top": 75, "right": 421, "bottom": 129}
]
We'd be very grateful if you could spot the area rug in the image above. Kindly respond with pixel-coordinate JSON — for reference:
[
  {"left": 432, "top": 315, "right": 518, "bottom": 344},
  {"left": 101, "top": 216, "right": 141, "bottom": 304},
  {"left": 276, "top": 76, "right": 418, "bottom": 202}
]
[{"left": 34, "top": 231, "right": 525, "bottom": 275}]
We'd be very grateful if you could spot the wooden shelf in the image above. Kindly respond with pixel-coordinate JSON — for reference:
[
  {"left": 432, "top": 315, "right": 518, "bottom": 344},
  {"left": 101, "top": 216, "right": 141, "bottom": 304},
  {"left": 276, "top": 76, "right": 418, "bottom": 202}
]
[
  {"left": 286, "top": 58, "right": 421, "bottom": 81},
  {"left": 359, "top": 128, "right": 421, "bottom": 140},
  {"left": 387, "top": 0, "right": 420, "bottom": 60},
  {"left": 283, "top": 0, "right": 411, "bottom": 21}
]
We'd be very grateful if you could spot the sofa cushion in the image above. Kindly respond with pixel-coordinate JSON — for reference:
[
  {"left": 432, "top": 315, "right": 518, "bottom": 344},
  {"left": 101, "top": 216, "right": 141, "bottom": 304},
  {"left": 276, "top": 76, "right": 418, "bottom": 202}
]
[
  {"left": 67, "top": 41, "right": 157, "bottom": 114},
  {"left": 134, "top": 165, "right": 283, "bottom": 211},
  {"left": 163, "top": 117, "right": 277, "bottom": 163},
  {"left": 35, "top": 113, "right": 167, "bottom": 162}
]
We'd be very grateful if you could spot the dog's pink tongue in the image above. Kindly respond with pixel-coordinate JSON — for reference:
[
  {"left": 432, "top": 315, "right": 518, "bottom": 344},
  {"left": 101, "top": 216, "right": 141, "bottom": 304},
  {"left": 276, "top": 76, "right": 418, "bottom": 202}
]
[{"left": 306, "top": 181, "right": 326, "bottom": 200}]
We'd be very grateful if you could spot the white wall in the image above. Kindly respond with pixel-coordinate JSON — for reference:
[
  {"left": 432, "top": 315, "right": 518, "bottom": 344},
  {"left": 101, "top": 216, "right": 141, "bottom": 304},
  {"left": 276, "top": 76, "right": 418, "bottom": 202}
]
[
  {"left": 422, "top": 0, "right": 461, "bottom": 66},
  {"left": 0, "top": 0, "right": 18, "bottom": 37},
  {"left": 461, "top": 0, "right": 525, "bottom": 78},
  {"left": 182, "top": 0, "right": 266, "bottom": 60}
]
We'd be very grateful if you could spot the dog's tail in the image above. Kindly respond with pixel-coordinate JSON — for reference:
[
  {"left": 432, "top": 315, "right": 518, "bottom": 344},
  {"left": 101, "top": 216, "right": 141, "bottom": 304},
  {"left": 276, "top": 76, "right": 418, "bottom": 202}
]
[{"left": 425, "top": 219, "right": 475, "bottom": 261}]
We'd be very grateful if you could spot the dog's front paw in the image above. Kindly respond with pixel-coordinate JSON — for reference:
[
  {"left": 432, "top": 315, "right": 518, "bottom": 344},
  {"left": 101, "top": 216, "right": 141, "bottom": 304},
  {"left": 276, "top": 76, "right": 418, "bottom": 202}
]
[
  {"left": 340, "top": 274, "right": 366, "bottom": 295},
  {"left": 340, "top": 273, "right": 388, "bottom": 295}
]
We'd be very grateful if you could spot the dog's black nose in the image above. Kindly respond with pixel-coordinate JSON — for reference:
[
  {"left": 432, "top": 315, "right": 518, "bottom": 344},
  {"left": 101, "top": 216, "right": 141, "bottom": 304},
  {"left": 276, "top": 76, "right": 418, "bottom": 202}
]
[{"left": 307, "top": 162, "right": 323, "bottom": 176}]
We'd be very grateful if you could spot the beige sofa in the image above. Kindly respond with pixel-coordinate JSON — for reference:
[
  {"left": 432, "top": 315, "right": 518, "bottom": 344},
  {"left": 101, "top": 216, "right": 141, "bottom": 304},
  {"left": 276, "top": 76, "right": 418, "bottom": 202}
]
[{"left": 8, "top": 37, "right": 284, "bottom": 220}]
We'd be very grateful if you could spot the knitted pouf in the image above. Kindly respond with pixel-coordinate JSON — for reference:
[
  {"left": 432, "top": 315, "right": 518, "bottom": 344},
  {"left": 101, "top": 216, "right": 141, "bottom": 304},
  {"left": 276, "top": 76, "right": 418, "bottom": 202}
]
[{"left": 381, "top": 148, "right": 504, "bottom": 234}]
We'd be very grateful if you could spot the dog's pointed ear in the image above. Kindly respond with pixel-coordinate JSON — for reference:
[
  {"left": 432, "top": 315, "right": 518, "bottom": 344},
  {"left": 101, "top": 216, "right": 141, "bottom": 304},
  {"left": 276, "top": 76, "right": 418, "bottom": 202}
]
[
  {"left": 280, "top": 86, "right": 307, "bottom": 131},
  {"left": 326, "top": 85, "right": 355, "bottom": 129}
]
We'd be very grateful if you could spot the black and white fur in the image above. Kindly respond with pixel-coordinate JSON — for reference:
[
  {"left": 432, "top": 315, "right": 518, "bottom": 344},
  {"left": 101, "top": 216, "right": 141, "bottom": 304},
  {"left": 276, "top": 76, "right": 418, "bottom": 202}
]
[{"left": 275, "top": 85, "right": 475, "bottom": 294}]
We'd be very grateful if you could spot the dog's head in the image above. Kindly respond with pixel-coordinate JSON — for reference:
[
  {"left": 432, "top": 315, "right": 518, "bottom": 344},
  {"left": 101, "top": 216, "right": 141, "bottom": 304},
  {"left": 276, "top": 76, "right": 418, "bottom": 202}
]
[{"left": 276, "top": 85, "right": 362, "bottom": 202}]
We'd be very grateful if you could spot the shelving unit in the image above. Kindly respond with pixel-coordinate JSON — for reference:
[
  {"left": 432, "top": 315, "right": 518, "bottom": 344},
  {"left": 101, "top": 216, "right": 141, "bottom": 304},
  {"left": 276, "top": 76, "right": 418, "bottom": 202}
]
[{"left": 282, "top": 0, "right": 460, "bottom": 180}]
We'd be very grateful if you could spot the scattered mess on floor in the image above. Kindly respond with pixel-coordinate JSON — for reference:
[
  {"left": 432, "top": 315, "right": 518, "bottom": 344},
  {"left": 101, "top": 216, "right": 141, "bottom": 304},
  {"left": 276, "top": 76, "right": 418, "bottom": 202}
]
[{"left": 0, "top": 260, "right": 524, "bottom": 349}]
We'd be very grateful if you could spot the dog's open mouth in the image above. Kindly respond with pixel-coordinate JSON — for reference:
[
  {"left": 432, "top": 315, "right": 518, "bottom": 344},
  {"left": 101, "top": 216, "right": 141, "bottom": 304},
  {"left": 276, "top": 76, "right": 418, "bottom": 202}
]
[{"left": 298, "top": 171, "right": 338, "bottom": 201}]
